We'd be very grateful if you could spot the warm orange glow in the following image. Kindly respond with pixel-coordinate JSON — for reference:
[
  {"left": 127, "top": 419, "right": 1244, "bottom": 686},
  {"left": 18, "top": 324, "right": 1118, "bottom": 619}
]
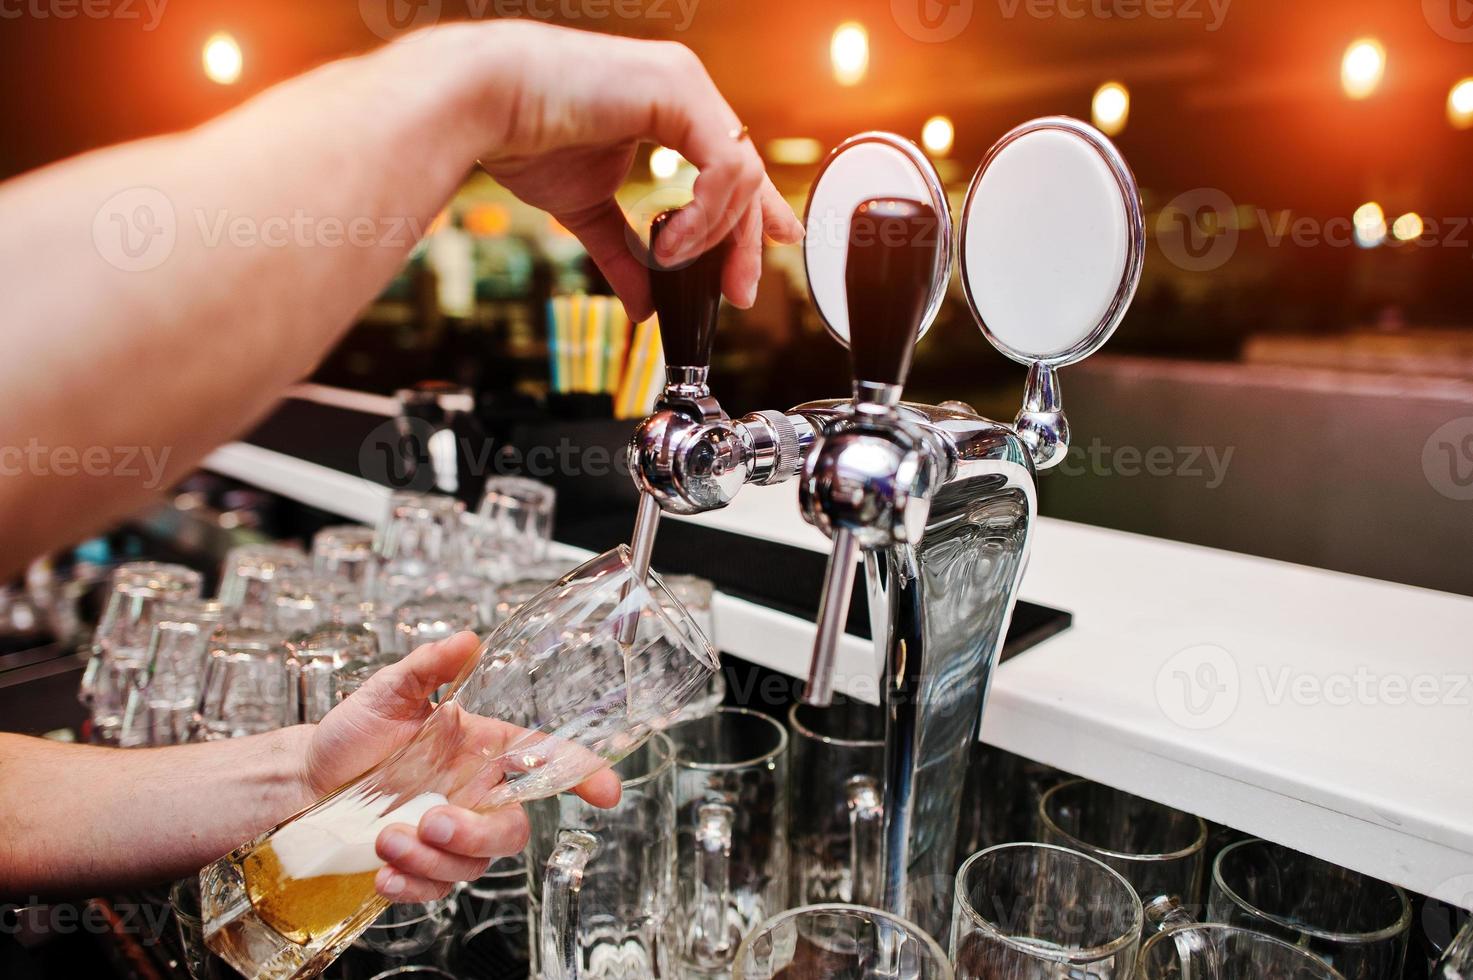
[
  {"left": 464, "top": 203, "right": 510, "bottom": 238},
  {"left": 1449, "top": 78, "right": 1473, "bottom": 129},
  {"left": 765, "top": 138, "right": 823, "bottom": 166},
  {"left": 1341, "top": 39, "right": 1385, "bottom": 100},
  {"left": 1353, "top": 202, "right": 1385, "bottom": 230},
  {"left": 922, "top": 116, "right": 955, "bottom": 157},
  {"left": 203, "top": 32, "right": 242, "bottom": 85},
  {"left": 649, "top": 146, "right": 682, "bottom": 180},
  {"left": 1392, "top": 213, "right": 1424, "bottom": 242},
  {"left": 1092, "top": 82, "right": 1130, "bottom": 136},
  {"left": 831, "top": 23, "right": 869, "bottom": 87}
]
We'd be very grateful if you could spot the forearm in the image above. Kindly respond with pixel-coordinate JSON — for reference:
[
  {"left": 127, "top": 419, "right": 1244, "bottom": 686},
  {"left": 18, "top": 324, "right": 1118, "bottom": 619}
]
[
  {"left": 0, "top": 24, "right": 518, "bottom": 574},
  {"left": 0, "top": 728, "right": 315, "bottom": 898}
]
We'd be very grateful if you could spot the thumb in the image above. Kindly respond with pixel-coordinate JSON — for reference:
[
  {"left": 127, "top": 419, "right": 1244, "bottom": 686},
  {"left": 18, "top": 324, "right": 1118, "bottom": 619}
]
[{"left": 354, "top": 631, "right": 481, "bottom": 720}]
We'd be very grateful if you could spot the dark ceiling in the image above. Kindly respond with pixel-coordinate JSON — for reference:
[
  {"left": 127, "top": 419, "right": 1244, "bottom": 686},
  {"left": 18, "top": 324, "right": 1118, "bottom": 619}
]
[{"left": 2, "top": 0, "right": 1471, "bottom": 218}]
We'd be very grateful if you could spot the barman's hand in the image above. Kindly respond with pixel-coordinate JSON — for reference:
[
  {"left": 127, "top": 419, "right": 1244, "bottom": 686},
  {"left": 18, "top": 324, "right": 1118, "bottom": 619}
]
[
  {"left": 471, "top": 22, "right": 805, "bottom": 316},
  {"left": 307, "top": 632, "right": 622, "bottom": 903}
]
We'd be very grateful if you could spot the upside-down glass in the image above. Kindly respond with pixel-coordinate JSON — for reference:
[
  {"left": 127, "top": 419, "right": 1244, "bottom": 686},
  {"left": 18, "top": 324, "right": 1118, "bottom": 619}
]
[
  {"left": 787, "top": 698, "right": 884, "bottom": 908},
  {"left": 951, "top": 843, "right": 1144, "bottom": 980},
  {"left": 734, "top": 904, "right": 953, "bottom": 980},
  {"left": 270, "top": 577, "right": 355, "bottom": 637},
  {"left": 353, "top": 893, "right": 458, "bottom": 959},
  {"left": 313, "top": 525, "right": 380, "bottom": 593},
  {"left": 81, "top": 561, "right": 205, "bottom": 741},
  {"left": 120, "top": 598, "right": 228, "bottom": 747},
  {"left": 173, "top": 875, "right": 230, "bottom": 980},
  {"left": 667, "top": 707, "right": 789, "bottom": 978},
  {"left": 1038, "top": 779, "right": 1208, "bottom": 913},
  {"left": 194, "top": 627, "right": 292, "bottom": 740},
  {"left": 375, "top": 492, "right": 465, "bottom": 571},
  {"left": 219, "top": 544, "right": 308, "bottom": 630},
  {"left": 200, "top": 545, "right": 719, "bottom": 980},
  {"left": 286, "top": 625, "right": 381, "bottom": 724},
  {"left": 527, "top": 733, "right": 676, "bottom": 980},
  {"left": 1207, "top": 838, "right": 1411, "bottom": 979},
  {"left": 476, "top": 476, "right": 555, "bottom": 565},
  {"left": 392, "top": 595, "right": 482, "bottom": 655}
]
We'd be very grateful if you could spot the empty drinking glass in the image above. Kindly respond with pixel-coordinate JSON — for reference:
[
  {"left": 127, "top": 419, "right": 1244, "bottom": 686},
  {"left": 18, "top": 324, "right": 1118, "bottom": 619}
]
[
  {"left": 375, "top": 492, "right": 465, "bottom": 571},
  {"left": 475, "top": 477, "right": 555, "bottom": 566},
  {"left": 787, "top": 698, "right": 884, "bottom": 908},
  {"left": 194, "top": 627, "right": 292, "bottom": 740},
  {"left": 951, "top": 843, "right": 1144, "bottom": 980},
  {"left": 312, "top": 525, "right": 380, "bottom": 593},
  {"left": 667, "top": 707, "right": 789, "bottom": 978},
  {"left": 219, "top": 543, "right": 307, "bottom": 630},
  {"left": 392, "top": 595, "right": 482, "bottom": 655},
  {"left": 82, "top": 561, "right": 204, "bottom": 742},
  {"left": 200, "top": 545, "right": 719, "bottom": 980},
  {"left": 1208, "top": 839, "right": 1410, "bottom": 979},
  {"left": 1037, "top": 779, "right": 1208, "bottom": 913},
  {"left": 172, "top": 875, "right": 230, "bottom": 980},
  {"left": 527, "top": 733, "right": 676, "bottom": 980},
  {"left": 734, "top": 904, "right": 953, "bottom": 980},
  {"left": 120, "top": 598, "right": 228, "bottom": 747},
  {"left": 1136, "top": 921, "right": 1347, "bottom": 979},
  {"left": 353, "top": 893, "right": 458, "bottom": 958},
  {"left": 269, "top": 577, "right": 354, "bottom": 637},
  {"left": 286, "top": 625, "right": 381, "bottom": 724}
]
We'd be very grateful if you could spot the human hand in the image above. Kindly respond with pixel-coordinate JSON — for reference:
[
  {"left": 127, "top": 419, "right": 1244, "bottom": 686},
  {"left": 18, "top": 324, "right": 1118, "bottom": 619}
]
[
  {"left": 305, "top": 632, "right": 621, "bottom": 902},
  {"left": 458, "top": 21, "right": 803, "bottom": 318}
]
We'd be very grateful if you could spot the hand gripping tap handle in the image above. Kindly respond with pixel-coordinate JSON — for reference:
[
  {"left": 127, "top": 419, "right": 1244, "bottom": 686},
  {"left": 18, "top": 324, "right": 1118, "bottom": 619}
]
[
  {"left": 806, "top": 198, "right": 940, "bottom": 706},
  {"left": 625, "top": 209, "right": 728, "bottom": 638}
]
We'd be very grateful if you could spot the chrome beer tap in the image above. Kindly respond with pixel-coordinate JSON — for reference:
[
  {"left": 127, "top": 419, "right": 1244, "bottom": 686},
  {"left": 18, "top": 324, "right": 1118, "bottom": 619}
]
[
  {"left": 624, "top": 209, "right": 809, "bottom": 608},
  {"left": 792, "top": 121, "right": 1144, "bottom": 936}
]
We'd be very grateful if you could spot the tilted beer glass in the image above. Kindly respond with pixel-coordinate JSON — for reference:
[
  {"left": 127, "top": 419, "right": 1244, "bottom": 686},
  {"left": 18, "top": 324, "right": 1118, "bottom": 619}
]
[{"left": 199, "top": 546, "right": 719, "bottom": 980}]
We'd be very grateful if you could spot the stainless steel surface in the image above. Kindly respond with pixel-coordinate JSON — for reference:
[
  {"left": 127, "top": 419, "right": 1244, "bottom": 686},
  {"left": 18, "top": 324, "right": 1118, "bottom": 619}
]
[{"left": 620, "top": 120, "right": 1138, "bottom": 940}]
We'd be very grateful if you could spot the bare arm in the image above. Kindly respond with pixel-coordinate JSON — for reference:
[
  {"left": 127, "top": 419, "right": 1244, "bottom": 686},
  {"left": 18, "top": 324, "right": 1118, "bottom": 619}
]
[
  {"left": 0, "top": 634, "right": 618, "bottom": 900},
  {"left": 0, "top": 22, "right": 801, "bottom": 575}
]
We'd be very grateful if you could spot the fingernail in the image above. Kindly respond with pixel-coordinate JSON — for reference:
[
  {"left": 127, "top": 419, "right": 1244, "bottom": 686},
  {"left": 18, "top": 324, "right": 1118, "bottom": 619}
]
[
  {"left": 421, "top": 813, "right": 455, "bottom": 846},
  {"left": 380, "top": 831, "right": 411, "bottom": 861},
  {"left": 380, "top": 872, "right": 405, "bottom": 897}
]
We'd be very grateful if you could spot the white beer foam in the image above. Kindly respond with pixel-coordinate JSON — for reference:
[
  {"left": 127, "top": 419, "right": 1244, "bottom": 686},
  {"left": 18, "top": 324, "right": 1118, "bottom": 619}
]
[{"left": 271, "top": 790, "right": 449, "bottom": 880}]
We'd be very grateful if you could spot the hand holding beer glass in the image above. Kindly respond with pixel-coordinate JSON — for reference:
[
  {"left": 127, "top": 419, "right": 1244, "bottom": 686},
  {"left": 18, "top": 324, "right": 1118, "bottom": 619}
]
[{"left": 200, "top": 546, "right": 720, "bottom": 980}]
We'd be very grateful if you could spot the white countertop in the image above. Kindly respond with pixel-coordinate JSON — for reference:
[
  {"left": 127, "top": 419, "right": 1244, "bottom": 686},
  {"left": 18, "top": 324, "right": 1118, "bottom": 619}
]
[{"left": 206, "top": 441, "right": 1473, "bottom": 907}]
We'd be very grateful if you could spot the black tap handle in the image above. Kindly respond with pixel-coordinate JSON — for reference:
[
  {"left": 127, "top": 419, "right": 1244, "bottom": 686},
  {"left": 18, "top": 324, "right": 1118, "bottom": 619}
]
[
  {"left": 649, "top": 208, "right": 727, "bottom": 371},
  {"left": 844, "top": 198, "right": 941, "bottom": 389}
]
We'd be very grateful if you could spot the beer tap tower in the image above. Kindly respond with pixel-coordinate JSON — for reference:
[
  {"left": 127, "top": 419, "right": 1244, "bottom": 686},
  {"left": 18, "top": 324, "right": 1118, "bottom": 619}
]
[{"left": 626, "top": 118, "right": 1144, "bottom": 936}]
